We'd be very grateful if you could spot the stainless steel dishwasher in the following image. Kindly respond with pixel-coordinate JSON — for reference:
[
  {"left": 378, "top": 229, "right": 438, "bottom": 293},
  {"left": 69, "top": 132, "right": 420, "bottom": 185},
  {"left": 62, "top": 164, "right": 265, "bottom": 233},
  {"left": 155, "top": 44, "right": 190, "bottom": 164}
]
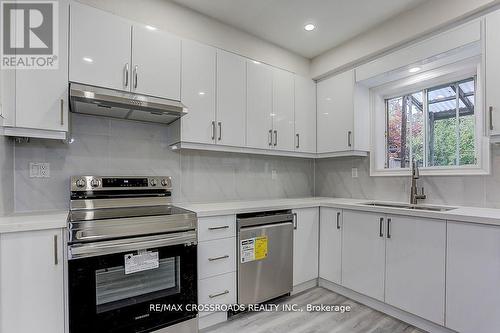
[{"left": 237, "top": 210, "right": 294, "bottom": 304}]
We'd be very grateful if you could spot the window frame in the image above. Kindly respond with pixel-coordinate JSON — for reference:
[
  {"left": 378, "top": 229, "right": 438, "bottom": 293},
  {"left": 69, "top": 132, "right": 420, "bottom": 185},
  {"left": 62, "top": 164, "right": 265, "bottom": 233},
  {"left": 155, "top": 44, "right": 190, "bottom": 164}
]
[{"left": 370, "top": 61, "right": 490, "bottom": 177}]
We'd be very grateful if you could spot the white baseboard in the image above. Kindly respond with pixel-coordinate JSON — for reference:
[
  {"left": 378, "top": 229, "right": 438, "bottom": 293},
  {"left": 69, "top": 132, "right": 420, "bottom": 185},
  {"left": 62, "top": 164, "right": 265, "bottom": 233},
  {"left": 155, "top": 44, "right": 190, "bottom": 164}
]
[
  {"left": 319, "top": 278, "right": 455, "bottom": 333},
  {"left": 292, "top": 278, "right": 318, "bottom": 295}
]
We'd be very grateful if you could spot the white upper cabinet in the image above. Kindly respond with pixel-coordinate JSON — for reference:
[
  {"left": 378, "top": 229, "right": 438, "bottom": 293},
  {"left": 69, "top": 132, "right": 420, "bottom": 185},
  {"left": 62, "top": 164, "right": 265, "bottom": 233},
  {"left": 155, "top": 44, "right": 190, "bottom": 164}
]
[
  {"left": 216, "top": 50, "right": 246, "bottom": 147},
  {"left": 131, "top": 26, "right": 180, "bottom": 100},
  {"left": 292, "top": 208, "right": 319, "bottom": 286},
  {"left": 317, "top": 69, "right": 369, "bottom": 154},
  {"left": 317, "top": 70, "right": 354, "bottom": 153},
  {"left": 11, "top": 0, "right": 69, "bottom": 133},
  {"left": 294, "top": 76, "right": 316, "bottom": 153},
  {"left": 246, "top": 61, "right": 273, "bottom": 149},
  {"left": 319, "top": 207, "right": 342, "bottom": 284},
  {"left": 70, "top": 2, "right": 132, "bottom": 91},
  {"left": 341, "top": 210, "right": 385, "bottom": 301},
  {"left": 385, "top": 215, "right": 446, "bottom": 325},
  {"left": 272, "top": 68, "right": 295, "bottom": 151},
  {"left": 485, "top": 10, "right": 500, "bottom": 135},
  {"left": 0, "top": 229, "right": 64, "bottom": 333},
  {"left": 446, "top": 221, "right": 500, "bottom": 333},
  {"left": 181, "top": 40, "right": 217, "bottom": 144}
]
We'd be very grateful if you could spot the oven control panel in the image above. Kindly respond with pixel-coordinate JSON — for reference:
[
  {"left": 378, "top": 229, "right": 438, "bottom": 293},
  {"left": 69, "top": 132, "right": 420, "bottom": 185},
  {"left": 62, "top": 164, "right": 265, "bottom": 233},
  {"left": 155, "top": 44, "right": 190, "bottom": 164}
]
[{"left": 71, "top": 176, "right": 172, "bottom": 191}]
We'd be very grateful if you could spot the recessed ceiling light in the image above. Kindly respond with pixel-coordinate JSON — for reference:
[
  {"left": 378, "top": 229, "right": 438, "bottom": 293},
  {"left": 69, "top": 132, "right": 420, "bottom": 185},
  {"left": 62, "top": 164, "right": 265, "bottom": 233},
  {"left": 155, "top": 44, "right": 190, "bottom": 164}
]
[
  {"left": 198, "top": 91, "right": 206, "bottom": 96},
  {"left": 304, "top": 24, "right": 315, "bottom": 31},
  {"left": 145, "top": 25, "right": 157, "bottom": 31},
  {"left": 252, "top": 60, "right": 261, "bottom": 64},
  {"left": 409, "top": 67, "right": 421, "bottom": 73},
  {"left": 82, "top": 57, "right": 93, "bottom": 63}
]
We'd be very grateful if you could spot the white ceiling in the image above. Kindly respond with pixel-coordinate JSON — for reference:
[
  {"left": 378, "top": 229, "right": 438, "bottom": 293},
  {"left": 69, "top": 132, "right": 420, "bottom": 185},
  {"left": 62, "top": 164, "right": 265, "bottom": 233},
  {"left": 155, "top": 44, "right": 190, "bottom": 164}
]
[{"left": 170, "top": 0, "right": 427, "bottom": 59}]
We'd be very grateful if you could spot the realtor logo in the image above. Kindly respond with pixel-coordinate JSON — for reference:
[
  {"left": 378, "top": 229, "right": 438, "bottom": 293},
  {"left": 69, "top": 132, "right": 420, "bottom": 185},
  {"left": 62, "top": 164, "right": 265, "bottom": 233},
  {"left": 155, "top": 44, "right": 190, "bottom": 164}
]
[{"left": 1, "top": 1, "right": 58, "bottom": 69}]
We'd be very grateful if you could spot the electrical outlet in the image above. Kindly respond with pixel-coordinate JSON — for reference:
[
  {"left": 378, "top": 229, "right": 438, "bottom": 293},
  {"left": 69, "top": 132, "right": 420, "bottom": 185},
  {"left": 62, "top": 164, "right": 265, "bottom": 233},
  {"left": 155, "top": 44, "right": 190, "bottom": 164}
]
[
  {"left": 352, "top": 167, "right": 358, "bottom": 178},
  {"left": 29, "top": 162, "right": 50, "bottom": 178},
  {"left": 271, "top": 169, "right": 277, "bottom": 180}
]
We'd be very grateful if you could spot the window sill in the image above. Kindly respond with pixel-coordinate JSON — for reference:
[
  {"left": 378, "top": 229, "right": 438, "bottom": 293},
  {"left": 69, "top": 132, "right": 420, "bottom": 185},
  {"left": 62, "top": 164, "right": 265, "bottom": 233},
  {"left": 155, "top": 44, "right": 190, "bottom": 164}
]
[{"left": 370, "top": 166, "right": 490, "bottom": 177}]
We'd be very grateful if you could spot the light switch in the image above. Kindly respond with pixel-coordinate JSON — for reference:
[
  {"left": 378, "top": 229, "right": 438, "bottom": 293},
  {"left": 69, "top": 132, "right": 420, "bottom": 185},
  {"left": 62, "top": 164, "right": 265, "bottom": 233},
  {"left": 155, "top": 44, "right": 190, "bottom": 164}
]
[
  {"left": 271, "top": 169, "right": 277, "bottom": 180},
  {"left": 29, "top": 162, "right": 50, "bottom": 178},
  {"left": 352, "top": 168, "right": 358, "bottom": 178}
]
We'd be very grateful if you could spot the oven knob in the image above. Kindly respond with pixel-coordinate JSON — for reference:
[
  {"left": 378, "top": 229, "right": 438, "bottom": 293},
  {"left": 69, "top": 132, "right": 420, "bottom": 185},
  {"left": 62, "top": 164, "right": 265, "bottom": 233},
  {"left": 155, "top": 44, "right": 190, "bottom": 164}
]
[
  {"left": 75, "top": 178, "right": 86, "bottom": 188},
  {"left": 150, "top": 179, "right": 158, "bottom": 187},
  {"left": 90, "top": 179, "right": 100, "bottom": 188},
  {"left": 161, "top": 178, "right": 170, "bottom": 187}
]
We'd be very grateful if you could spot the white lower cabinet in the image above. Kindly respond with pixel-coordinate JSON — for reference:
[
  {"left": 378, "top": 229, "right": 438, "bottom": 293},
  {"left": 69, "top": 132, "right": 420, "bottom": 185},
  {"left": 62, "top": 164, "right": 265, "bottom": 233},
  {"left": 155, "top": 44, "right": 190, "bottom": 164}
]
[
  {"left": 341, "top": 210, "right": 386, "bottom": 301},
  {"left": 197, "top": 215, "right": 237, "bottom": 325},
  {"left": 446, "top": 221, "right": 500, "bottom": 333},
  {"left": 0, "top": 229, "right": 65, "bottom": 333},
  {"left": 319, "top": 207, "right": 342, "bottom": 284},
  {"left": 385, "top": 215, "right": 446, "bottom": 325},
  {"left": 292, "top": 207, "right": 319, "bottom": 286}
]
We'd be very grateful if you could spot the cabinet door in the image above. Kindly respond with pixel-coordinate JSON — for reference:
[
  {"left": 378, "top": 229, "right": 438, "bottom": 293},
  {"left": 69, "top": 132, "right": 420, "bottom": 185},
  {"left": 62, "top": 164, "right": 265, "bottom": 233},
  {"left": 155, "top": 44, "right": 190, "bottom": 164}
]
[
  {"left": 216, "top": 50, "right": 246, "bottom": 147},
  {"left": 316, "top": 70, "right": 354, "bottom": 153},
  {"left": 486, "top": 10, "right": 500, "bottom": 135},
  {"left": 385, "top": 216, "right": 446, "bottom": 325},
  {"left": 132, "top": 25, "right": 180, "bottom": 100},
  {"left": 0, "top": 229, "right": 64, "bottom": 333},
  {"left": 272, "top": 68, "right": 295, "bottom": 151},
  {"left": 294, "top": 76, "right": 316, "bottom": 153},
  {"left": 14, "top": 0, "right": 69, "bottom": 132},
  {"left": 342, "top": 210, "right": 385, "bottom": 300},
  {"left": 292, "top": 208, "right": 319, "bottom": 286},
  {"left": 70, "top": 2, "right": 131, "bottom": 91},
  {"left": 246, "top": 61, "right": 273, "bottom": 149},
  {"left": 446, "top": 221, "right": 500, "bottom": 333},
  {"left": 181, "top": 40, "right": 216, "bottom": 144},
  {"left": 319, "top": 207, "right": 342, "bottom": 284}
]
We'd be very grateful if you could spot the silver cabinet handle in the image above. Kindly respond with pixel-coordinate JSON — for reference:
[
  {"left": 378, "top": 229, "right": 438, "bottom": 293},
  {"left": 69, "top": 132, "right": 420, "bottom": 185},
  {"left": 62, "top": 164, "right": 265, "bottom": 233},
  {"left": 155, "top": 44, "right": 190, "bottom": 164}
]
[
  {"left": 269, "top": 129, "right": 273, "bottom": 146},
  {"left": 296, "top": 133, "right": 300, "bottom": 149},
  {"left": 274, "top": 130, "right": 277, "bottom": 147},
  {"left": 54, "top": 234, "right": 59, "bottom": 266},
  {"left": 336, "top": 212, "right": 341, "bottom": 230},
  {"left": 490, "top": 106, "right": 494, "bottom": 131},
  {"left": 60, "top": 99, "right": 64, "bottom": 125},
  {"left": 212, "top": 121, "right": 216, "bottom": 140},
  {"left": 124, "top": 63, "right": 129, "bottom": 87},
  {"left": 348, "top": 131, "right": 352, "bottom": 147},
  {"left": 218, "top": 122, "right": 222, "bottom": 141},
  {"left": 293, "top": 212, "right": 298, "bottom": 230},
  {"left": 208, "top": 225, "right": 229, "bottom": 230},
  {"left": 379, "top": 217, "right": 384, "bottom": 237},
  {"left": 134, "top": 65, "right": 138, "bottom": 89},
  {"left": 387, "top": 218, "right": 392, "bottom": 239},
  {"left": 209, "top": 290, "right": 229, "bottom": 299},
  {"left": 208, "top": 255, "right": 229, "bottom": 262}
]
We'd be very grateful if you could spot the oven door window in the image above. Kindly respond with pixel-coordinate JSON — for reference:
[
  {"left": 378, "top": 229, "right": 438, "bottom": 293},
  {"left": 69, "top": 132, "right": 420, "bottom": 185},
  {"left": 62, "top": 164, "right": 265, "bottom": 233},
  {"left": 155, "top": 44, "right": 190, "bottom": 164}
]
[{"left": 95, "top": 255, "right": 180, "bottom": 313}]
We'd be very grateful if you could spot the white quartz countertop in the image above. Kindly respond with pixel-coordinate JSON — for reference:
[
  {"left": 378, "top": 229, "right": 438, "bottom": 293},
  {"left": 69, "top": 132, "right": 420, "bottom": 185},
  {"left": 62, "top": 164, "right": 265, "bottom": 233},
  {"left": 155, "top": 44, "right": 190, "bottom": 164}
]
[
  {"left": 0, "top": 210, "right": 68, "bottom": 233},
  {"left": 3, "top": 197, "right": 500, "bottom": 234},
  {"left": 178, "top": 197, "right": 500, "bottom": 227}
]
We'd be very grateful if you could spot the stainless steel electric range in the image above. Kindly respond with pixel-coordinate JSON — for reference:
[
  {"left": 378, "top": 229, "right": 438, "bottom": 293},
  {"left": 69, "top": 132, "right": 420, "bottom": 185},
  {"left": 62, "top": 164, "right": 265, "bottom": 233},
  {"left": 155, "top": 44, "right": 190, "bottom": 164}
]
[{"left": 67, "top": 176, "right": 198, "bottom": 333}]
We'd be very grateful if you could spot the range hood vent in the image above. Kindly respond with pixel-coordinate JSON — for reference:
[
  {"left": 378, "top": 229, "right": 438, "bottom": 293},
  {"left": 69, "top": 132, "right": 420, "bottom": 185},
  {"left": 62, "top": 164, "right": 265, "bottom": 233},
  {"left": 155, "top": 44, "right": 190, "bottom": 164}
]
[{"left": 69, "top": 83, "right": 187, "bottom": 124}]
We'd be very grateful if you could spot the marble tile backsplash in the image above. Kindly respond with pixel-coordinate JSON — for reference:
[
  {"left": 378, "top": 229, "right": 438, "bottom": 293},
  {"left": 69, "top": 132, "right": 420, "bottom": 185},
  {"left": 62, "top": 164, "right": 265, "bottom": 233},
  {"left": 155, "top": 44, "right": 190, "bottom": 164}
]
[
  {"left": 315, "top": 149, "right": 500, "bottom": 209},
  {"left": 11, "top": 114, "right": 314, "bottom": 212}
]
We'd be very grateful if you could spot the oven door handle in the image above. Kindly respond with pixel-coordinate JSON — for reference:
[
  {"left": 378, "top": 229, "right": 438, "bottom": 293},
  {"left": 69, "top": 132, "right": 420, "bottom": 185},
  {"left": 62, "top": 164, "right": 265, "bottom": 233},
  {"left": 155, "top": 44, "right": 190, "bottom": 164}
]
[{"left": 68, "top": 231, "right": 197, "bottom": 259}]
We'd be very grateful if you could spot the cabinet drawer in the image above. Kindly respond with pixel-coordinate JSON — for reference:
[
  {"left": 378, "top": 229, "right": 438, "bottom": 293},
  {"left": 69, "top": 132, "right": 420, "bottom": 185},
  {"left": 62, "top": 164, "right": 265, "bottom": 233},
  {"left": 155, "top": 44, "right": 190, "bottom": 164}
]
[
  {"left": 198, "top": 238, "right": 236, "bottom": 279},
  {"left": 198, "top": 272, "right": 236, "bottom": 317},
  {"left": 198, "top": 215, "right": 236, "bottom": 241}
]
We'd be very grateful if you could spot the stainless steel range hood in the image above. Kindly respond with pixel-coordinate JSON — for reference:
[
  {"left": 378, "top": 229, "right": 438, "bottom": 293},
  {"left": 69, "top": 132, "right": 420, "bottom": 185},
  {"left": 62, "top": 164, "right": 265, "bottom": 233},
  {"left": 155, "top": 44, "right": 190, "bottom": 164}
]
[{"left": 69, "top": 83, "right": 187, "bottom": 124}]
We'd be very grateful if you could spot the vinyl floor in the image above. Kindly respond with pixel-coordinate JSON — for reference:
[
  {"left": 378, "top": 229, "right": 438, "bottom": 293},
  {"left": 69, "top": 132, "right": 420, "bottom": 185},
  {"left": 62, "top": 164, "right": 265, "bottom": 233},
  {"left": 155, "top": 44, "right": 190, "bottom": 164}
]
[{"left": 203, "top": 287, "right": 426, "bottom": 333}]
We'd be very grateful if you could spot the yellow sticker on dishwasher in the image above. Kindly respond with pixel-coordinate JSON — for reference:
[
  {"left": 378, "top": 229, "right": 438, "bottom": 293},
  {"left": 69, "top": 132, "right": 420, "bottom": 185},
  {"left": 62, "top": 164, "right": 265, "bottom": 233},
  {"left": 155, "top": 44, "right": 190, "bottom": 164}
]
[
  {"left": 240, "top": 236, "right": 268, "bottom": 263},
  {"left": 254, "top": 236, "right": 268, "bottom": 260}
]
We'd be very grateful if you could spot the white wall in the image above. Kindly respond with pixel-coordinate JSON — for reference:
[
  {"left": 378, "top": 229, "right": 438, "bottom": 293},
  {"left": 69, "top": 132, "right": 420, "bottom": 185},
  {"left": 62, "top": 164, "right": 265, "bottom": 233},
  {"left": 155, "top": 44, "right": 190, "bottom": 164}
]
[
  {"left": 311, "top": 0, "right": 500, "bottom": 79},
  {"left": 0, "top": 136, "right": 14, "bottom": 214},
  {"left": 75, "top": 0, "right": 311, "bottom": 76}
]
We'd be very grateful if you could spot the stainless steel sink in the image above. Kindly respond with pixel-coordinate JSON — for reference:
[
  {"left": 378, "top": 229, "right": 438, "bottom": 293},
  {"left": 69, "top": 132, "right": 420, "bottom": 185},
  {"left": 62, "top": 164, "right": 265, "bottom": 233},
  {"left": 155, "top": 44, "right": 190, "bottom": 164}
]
[{"left": 362, "top": 202, "right": 456, "bottom": 212}]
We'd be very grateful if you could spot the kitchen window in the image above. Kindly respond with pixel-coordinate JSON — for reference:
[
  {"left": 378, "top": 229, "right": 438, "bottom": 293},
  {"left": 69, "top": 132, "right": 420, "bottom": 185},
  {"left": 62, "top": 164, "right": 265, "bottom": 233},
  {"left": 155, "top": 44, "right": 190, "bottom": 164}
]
[{"left": 384, "top": 77, "right": 478, "bottom": 171}]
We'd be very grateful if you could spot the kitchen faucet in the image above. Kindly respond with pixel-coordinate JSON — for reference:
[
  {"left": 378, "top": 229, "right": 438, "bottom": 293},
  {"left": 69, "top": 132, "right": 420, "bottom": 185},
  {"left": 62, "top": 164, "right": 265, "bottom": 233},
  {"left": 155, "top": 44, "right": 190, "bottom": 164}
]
[{"left": 410, "top": 161, "right": 426, "bottom": 205}]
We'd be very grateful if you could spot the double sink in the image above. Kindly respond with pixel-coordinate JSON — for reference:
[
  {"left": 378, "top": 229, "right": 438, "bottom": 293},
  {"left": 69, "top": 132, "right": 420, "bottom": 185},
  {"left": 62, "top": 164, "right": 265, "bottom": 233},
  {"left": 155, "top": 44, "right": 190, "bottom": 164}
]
[{"left": 362, "top": 201, "right": 456, "bottom": 212}]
